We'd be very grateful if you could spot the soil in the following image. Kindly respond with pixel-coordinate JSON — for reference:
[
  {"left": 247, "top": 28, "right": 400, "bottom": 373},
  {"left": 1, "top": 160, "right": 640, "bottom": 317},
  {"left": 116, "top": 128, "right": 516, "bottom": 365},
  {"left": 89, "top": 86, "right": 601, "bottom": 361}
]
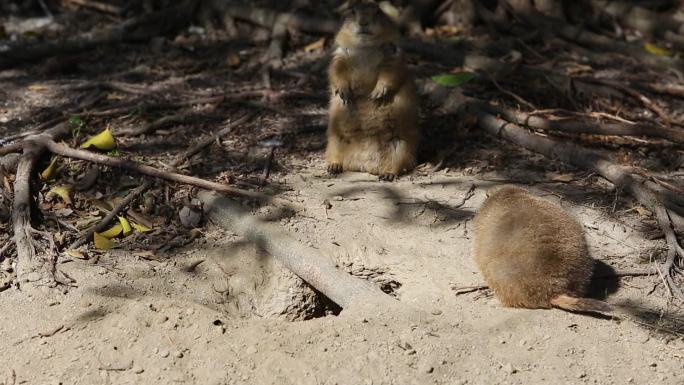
[
  {"left": 1, "top": 157, "right": 684, "bottom": 385},
  {"left": 2, "top": 5, "right": 684, "bottom": 385}
]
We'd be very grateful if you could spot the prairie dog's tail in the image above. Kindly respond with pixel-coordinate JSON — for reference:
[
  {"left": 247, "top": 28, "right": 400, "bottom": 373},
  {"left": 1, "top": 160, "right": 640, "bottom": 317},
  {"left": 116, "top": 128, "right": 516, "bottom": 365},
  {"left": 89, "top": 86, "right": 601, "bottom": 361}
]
[{"left": 550, "top": 295, "right": 615, "bottom": 316}]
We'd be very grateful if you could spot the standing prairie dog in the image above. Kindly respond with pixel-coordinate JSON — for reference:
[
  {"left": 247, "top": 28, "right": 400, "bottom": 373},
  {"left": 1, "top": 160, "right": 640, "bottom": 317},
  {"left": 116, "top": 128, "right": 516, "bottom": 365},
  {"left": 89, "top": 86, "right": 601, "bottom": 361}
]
[
  {"left": 472, "top": 185, "right": 612, "bottom": 314},
  {"left": 326, "top": 0, "right": 419, "bottom": 181}
]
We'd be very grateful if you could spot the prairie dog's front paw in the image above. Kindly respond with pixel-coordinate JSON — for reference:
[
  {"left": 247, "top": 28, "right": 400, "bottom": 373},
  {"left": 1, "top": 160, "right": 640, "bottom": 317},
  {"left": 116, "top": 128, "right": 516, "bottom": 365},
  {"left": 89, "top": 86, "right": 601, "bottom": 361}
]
[
  {"left": 327, "top": 163, "right": 343, "bottom": 175},
  {"left": 334, "top": 85, "right": 353, "bottom": 105},
  {"left": 379, "top": 173, "right": 396, "bottom": 181},
  {"left": 370, "top": 84, "right": 391, "bottom": 103}
]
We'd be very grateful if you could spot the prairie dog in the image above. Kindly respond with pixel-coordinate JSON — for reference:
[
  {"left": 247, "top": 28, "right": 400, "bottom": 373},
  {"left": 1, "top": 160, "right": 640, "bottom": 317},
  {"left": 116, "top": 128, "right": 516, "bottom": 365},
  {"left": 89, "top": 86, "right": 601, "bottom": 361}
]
[
  {"left": 472, "top": 185, "right": 612, "bottom": 314},
  {"left": 326, "top": 0, "right": 419, "bottom": 181}
]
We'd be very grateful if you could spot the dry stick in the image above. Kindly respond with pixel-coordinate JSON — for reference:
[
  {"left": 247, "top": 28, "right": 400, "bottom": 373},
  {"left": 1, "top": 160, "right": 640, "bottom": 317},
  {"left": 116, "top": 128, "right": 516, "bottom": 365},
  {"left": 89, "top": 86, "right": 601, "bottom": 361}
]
[
  {"left": 12, "top": 123, "right": 72, "bottom": 284},
  {"left": 40, "top": 140, "right": 267, "bottom": 200},
  {"left": 0, "top": 143, "right": 23, "bottom": 157},
  {"left": 71, "top": 113, "right": 254, "bottom": 248},
  {"left": 475, "top": 110, "right": 684, "bottom": 301},
  {"left": 198, "top": 191, "right": 393, "bottom": 309},
  {"left": 579, "top": 77, "right": 676, "bottom": 125},
  {"left": 170, "top": 112, "right": 254, "bottom": 168},
  {"left": 70, "top": 181, "right": 153, "bottom": 249},
  {"left": 480, "top": 103, "right": 684, "bottom": 144},
  {"left": 637, "top": 82, "right": 684, "bottom": 99},
  {"left": 65, "top": 0, "right": 123, "bottom": 15}
]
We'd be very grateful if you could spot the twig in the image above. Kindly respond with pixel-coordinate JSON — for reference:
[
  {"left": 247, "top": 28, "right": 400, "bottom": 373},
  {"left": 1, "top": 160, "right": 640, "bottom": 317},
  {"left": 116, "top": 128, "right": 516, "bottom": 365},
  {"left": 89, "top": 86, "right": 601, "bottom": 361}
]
[
  {"left": 41, "top": 140, "right": 267, "bottom": 200},
  {"left": 452, "top": 284, "right": 489, "bottom": 295},
  {"left": 454, "top": 184, "right": 477, "bottom": 208},
  {"left": 169, "top": 112, "right": 254, "bottom": 169},
  {"left": 478, "top": 103, "right": 684, "bottom": 143},
  {"left": 70, "top": 180, "right": 153, "bottom": 249},
  {"left": 490, "top": 77, "right": 537, "bottom": 110},
  {"left": 65, "top": 0, "right": 123, "bottom": 15},
  {"left": 580, "top": 77, "right": 676, "bottom": 125},
  {"left": 260, "top": 148, "right": 276, "bottom": 185}
]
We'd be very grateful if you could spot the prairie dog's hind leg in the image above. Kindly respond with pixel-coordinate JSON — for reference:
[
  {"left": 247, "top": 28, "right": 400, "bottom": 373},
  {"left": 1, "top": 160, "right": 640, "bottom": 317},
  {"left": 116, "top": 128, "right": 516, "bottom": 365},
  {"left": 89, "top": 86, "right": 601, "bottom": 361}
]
[{"left": 378, "top": 137, "right": 416, "bottom": 181}]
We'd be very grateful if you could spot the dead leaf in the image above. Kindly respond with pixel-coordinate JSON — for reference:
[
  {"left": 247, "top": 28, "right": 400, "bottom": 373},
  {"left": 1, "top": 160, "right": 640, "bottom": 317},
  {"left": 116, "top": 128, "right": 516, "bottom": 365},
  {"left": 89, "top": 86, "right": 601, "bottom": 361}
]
[
  {"left": 74, "top": 166, "right": 99, "bottom": 191},
  {"left": 40, "top": 157, "right": 59, "bottom": 181},
  {"left": 118, "top": 216, "right": 132, "bottom": 236},
  {"left": 635, "top": 207, "right": 653, "bottom": 217},
  {"left": 27, "top": 84, "right": 49, "bottom": 92},
  {"left": 304, "top": 38, "right": 326, "bottom": 53},
  {"left": 100, "top": 224, "right": 123, "bottom": 238},
  {"left": 94, "top": 232, "right": 119, "bottom": 249},
  {"left": 644, "top": 43, "right": 672, "bottom": 57},
  {"left": 65, "top": 249, "right": 88, "bottom": 260},
  {"left": 226, "top": 53, "right": 241, "bottom": 67},
  {"left": 81, "top": 127, "right": 117, "bottom": 150},
  {"left": 47, "top": 186, "right": 73, "bottom": 205},
  {"left": 131, "top": 221, "right": 153, "bottom": 233}
]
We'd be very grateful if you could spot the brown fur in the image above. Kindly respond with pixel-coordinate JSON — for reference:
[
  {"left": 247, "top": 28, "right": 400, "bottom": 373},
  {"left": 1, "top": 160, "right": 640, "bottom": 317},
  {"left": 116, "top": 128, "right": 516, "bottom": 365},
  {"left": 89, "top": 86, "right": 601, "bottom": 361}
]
[
  {"left": 326, "top": 0, "right": 419, "bottom": 181},
  {"left": 472, "top": 185, "right": 612, "bottom": 314}
]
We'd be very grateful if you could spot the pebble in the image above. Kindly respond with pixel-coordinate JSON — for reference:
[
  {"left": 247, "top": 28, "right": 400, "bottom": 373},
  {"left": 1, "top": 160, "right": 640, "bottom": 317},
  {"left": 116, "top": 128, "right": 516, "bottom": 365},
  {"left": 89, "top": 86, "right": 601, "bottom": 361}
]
[
  {"left": 418, "top": 361, "right": 434, "bottom": 374},
  {"left": 156, "top": 315, "right": 169, "bottom": 324},
  {"left": 503, "top": 363, "right": 517, "bottom": 374},
  {"left": 132, "top": 366, "right": 144, "bottom": 374},
  {"left": 430, "top": 309, "right": 442, "bottom": 315},
  {"left": 160, "top": 349, "right": 170, "bottom": 358},
  {"left": 174, "top": 351, "right": 183, "bottom": 358}
]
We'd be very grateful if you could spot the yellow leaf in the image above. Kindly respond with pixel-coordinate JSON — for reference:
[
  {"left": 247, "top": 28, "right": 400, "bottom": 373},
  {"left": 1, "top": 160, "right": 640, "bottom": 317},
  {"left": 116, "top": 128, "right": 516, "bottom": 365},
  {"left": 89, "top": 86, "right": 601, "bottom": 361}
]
[
  {"left": 65, "top": 249, "right": 87, "bottom": 259},
  {"left": 100, "top": 223, "right": 123, "bottom": 238},
  {"left": 47, "top": 186, "right": 72, "bottom": 205},
  {"left": 644, "top": 43, "right": 672, "bottom": 57},
  {"left": 94, "top": 232, "right": 119, "bottom": 249},
  {"left": 131, "top": 221, "right": 153, "bottom": 233},
  {"left": 304, "top": 38, "right": 326, "bottom": 53},
  {"left": 635, "top": 207, "right": 653, "bottom": 217},
  {"left": 40, "top": 157, "right": 59, "bottom": 181},
  {"left": 80, "top": 127, "right": 117, "bottom": 150},
  {"left": 28, "top": 84, "right": 49, "bottom": 92},
  {"left": 118, "top": 216, "right": 133, "bottom": 236}
]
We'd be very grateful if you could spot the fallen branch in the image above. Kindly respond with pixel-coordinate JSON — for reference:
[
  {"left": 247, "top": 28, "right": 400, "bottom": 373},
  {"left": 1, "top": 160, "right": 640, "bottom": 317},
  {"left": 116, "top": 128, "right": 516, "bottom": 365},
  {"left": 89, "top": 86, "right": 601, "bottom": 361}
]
[
  {"left": 480, "top": 103, "right": 684, "bottom": 144},
  {"left": 44, "top": 141, "right": 263, "bottom": 199},
  {"left": 169, "top": 112, "right": 254, "bottom": 169},
  {"left": 199, "top": 191, "right": 393, "bottom": 309}
]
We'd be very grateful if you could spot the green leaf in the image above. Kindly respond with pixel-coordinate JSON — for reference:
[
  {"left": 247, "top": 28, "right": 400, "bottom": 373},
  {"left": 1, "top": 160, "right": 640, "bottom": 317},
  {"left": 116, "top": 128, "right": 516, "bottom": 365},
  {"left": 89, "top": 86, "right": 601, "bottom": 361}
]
[
  {"left": 69, "top": 115, "right": 85, "bottom": 127},
  {"left": 431, "top": 72, "right": 476, "bottom": 87}
]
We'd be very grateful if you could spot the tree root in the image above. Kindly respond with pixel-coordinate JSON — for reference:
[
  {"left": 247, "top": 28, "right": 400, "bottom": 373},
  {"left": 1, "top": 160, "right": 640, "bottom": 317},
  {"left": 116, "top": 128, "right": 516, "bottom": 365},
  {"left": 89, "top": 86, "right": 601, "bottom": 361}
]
[
  {"left": 477, "top": 102, "right": 684, "bottom": 144},
  {"left": 11, "top": 123, "right": 71, "bottom": 288},
  {"left": 34, "top": 140, "right": 263, "bottom": 199},
  {"left": 198, "top": 191, "right": 395, "bottom": 310}
]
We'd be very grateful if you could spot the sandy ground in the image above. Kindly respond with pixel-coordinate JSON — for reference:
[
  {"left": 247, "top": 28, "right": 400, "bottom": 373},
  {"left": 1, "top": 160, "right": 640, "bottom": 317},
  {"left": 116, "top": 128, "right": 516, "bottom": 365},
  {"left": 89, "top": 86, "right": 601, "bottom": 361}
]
[{"left": 1, "top": 153, "right": 683, "bottom": 385}]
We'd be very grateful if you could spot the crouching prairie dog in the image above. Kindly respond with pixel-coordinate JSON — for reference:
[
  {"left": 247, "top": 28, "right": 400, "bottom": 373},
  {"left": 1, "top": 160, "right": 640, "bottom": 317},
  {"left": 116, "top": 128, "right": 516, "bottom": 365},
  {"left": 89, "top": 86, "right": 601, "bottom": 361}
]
[
  {"left": 326, "top": 0, "right": 419, "bottom": 181},
  {"left": 472, "top": 185, "right": 612, "bottom": 314}
]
